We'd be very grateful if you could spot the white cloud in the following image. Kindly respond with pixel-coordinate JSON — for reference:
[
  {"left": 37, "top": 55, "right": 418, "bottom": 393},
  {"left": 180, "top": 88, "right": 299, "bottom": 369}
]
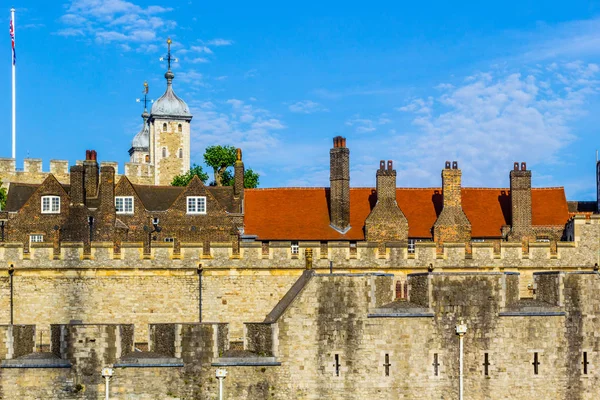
[
  {"left": 205, "top": 38, "right": 234, "bottom": 46},
  {"left": 189, "top": 57, "right": 209, "bottom": 64},
  {"left": 190, "top": 45, "right": 213, "bottom": 54},
  {"left": 288, "top": 100, "right": 329, "bottom": 114},
  {"left": 345, "top": 115, "right": 391, "bottom": 133},
  {"left": 394, "top": 64, "right": 599, "bottom": 187},
  {"left": 58, "top": 0, "right": 175, "bottom": 49},
  {"left": 189, "top": 99, "right": 286, "bottom": 166}
]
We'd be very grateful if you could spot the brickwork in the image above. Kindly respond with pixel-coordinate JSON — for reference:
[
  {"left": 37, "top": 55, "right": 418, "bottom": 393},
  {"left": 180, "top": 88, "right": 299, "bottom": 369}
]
[
  {"left": 509, "top": 162, "right": 533, "bottom": 242},
  {"left": 329, "top": 136, "right": 350, "bottom": 232},
  {"left": 365, "top": 160, "right": 409, "bottom": 242},
  {"left": 434, "top": 162, "right": 472, "bottom": 244}
]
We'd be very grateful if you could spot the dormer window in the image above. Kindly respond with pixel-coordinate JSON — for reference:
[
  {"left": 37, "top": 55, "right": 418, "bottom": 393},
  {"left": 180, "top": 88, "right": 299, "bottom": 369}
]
[
  {"left": 187, "top": 196, "right": 206, "bottom": 214},
  {"left": 115, "top": 196, "right": 134, "bottom": 214},
  {"left": 41, "top": 195, "right": 60, "bottom": 214},
  {"left": 162, "top": 123, "right": 167, "bottom": 132}
]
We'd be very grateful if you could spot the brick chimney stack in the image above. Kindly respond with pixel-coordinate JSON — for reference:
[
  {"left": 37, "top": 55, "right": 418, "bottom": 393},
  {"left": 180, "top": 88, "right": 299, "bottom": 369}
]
[
  {"left": 433, "top": 161, "right": 471, "bottom": 244},
  {"left": 365, "top": 160, "right": 408, "bottom": 242},
  {"left": 83, "top": 150, "right": 99, "bottom": 198},
  {"left": 509, "top": 162, "right": 532, "bottom": 240},
  {"left": 69, "top": 165, "right": 85, "bottom": 205},
  {"left": 330, "top": 136, "right": 350, "bottom": 233},
  {"left": 234, "top": 148, "right": 244, "bottom": 199}
]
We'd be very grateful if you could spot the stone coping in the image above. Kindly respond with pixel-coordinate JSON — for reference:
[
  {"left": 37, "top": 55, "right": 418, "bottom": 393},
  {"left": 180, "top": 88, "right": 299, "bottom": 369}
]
[
  {"left": 499, "top": 311, "right": 566, "bottom": 317},
  {"left": 314, "top": 272, "right": 394, "bottom": 277},
  {"left": 1, "top": 355, "right": 71, "bottom": 369},
  {"left": 114, "top": 358, "right": 184, "bottom": 368},
  {"left": 367, "top": 312, "right": 434, "bottom": 318},
  {"left": 408, "top": 272, "right": 518, "bottom": 277},
  {"left": 212, "top": 357, "right": 281, "bottom": 367}
]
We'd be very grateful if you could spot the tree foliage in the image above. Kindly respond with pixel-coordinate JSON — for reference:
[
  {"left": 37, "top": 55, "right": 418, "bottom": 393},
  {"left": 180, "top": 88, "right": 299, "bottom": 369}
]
[
  {"left": 221, "top": 168, "right": 260, "bottom": 188},
  {"left": 172, "top": 146, "right": 260, "bottom": 189},
  {"left": 0, "top": 179, "right": 6, "bottom": 211},
  {"left": 171, "top": 164, "right": 209, "bottom": 186},
  {"left": 203, "top": 145, "right": 237, "bottom": 186}
]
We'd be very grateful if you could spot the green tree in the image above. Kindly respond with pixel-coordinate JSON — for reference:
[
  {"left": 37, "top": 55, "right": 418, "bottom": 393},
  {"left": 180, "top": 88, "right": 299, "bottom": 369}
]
[
  {"left": 171, "top": 164, "right": 209, "bottom": 186},
  {"left": 221, "top": 168, "right": 260, "bottom": 188},
  {"left": 0, "top": 179, "right": 6, "bottom": 211},
  {"left": 203, "top": 145, "right": 237, "bottom": 186}
]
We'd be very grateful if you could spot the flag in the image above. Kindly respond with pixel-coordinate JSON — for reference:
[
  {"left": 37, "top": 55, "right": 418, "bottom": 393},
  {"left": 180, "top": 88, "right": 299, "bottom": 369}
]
[{"left": 9, "top": 18, "right": 15, "bottom": 65}]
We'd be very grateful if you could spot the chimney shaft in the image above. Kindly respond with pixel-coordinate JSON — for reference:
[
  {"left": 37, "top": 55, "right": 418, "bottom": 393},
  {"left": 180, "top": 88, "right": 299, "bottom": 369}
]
[
  {"left": 330, "top": 136, "right": 350, "bottom": 233},
  {"left": 433, "top": 161, "right": 471, "bottom": 243},
  {"left": 234, "top": 148, "right": 244, "bottom": 199},
  {"left": 365, "top": 160, "right": 408, "bottom": 242},
  {"left": 510, "top": 162, "right": 532, "bottom": 236},
  {"left": 83, "top": 149, "right": 99, "bottom": 198},
  {"left": 70, "top": 165, "right": 85, "bottom": 205}
]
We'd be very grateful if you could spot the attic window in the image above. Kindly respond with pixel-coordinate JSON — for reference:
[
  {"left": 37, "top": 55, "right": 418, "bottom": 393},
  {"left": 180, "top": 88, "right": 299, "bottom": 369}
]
[
  {"left": 41, "top": 196, "right": 60, "bottom": 214},
  {"left": 145, "top": 155, "right": 150, "bottom": 163},
  {"left": 115, "top": 196, "right": 134, "bottom": 214},
  {"left": 178, "top": 124, "right": 182, "bottom": 133},
  {"left": 408, "top": 239, "right": 416, "bottom": 254},
  {"left": 162, "top": 123, "right": 167, "bottom": 132},
  {"left": 187, "top": 196, "right": 206, "bottom": 214}
]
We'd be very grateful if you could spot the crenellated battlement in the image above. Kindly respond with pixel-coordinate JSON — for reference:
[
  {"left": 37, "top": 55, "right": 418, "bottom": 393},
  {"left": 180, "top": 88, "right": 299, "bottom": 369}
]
[
  {"left": 0, "top": 214, "right": 597, "bottom": 271},
  {"left": 0, "top": 157, "right": 155, "bottom": 187}
]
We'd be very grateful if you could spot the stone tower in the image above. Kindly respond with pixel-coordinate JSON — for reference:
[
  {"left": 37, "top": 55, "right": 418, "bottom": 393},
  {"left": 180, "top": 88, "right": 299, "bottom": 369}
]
[
  {"left": 129, "top": 83, "right": 151, "bottom": 164},
  {"left": 149, "top": 38, "right": 192, "bottom": 185}
]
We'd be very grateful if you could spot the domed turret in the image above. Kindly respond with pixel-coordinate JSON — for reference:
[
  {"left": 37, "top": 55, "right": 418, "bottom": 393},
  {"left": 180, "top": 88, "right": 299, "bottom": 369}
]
[
  {"left": 150, "top": 73, "right": 192, "bottom": 120},
  {"left": 130, "top": 110, "right": 150, "bottom": 151}
]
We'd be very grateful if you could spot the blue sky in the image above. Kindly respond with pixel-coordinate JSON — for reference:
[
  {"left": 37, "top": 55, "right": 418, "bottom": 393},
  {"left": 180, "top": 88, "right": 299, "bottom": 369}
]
[{"left": 2, "top": 1, "right": 600, "bottom": 199}]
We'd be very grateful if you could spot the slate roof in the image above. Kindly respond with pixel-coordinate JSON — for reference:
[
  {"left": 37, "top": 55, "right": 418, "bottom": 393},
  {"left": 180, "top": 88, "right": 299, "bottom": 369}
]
[
  {"left": 243, "top": 187, "right": 570, "bottom": 240},
  {"left": 5, "top": 182, "right": 239, "bottom": 214}
]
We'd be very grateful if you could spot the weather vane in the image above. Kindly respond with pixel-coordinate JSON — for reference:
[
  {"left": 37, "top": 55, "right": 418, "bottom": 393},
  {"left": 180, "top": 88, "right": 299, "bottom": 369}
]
[
  {"left": 159, "top": 37, "right": 178, "bottom": 71},
  {"left": 135, "top": 81, "right": 153, "bottom": 111}
]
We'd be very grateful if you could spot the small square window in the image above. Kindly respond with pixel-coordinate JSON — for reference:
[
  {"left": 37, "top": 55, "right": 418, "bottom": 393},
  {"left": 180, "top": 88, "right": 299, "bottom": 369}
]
[
  {"left": 291, "top": 241, "right": 299, "bottom": 255},
  {"left": 408, "top": 239, "right": 416, "bottom": 254},
  {"left": 41, "top": 196, "right": 60, "bottom": 214},
  {"left": 115, "top": 196, "right": 134, "bottom": 214},
  {"left": 30, "top": 234, "right": 44, "bottom": 243},
  {"left": 187, "top": 196, "right": 206, "bottom": 214}
]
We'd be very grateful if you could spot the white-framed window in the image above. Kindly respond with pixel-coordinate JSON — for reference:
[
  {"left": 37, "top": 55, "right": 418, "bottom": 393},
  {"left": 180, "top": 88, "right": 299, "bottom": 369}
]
[
  {"left": 41, "top": 195, "right": 60, "bottom": 214},
  {"left": 187, "top": 196, "right": 206, "bottom": 214},
  {"left": 115, "top": 196, "right": 134, "bottom": 214},
  {"left": 291, "top": 241, "right": 299, "bottom": 255},
  {"left": 30, "top": 234, "right": 44, "bottom": 243},
  {"left": 408, "top": 239, "right": 416, "bottom": 254}
]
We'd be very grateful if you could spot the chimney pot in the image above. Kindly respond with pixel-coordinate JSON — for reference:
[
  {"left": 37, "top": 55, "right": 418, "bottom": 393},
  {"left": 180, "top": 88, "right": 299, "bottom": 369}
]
[
  {"left": 380, "top": 160, "right": 385, "bottom": 170},
  {"left": 445, "top": 161, "right": 451, "bottom": 169},
  {"left": 452, "top": 161, "right": 458, "bottom": 170},
  {"left": 521, "top": 162, "right": 526, "bottom": 171},
  {"left": 85, "top": 150, "right": 91, "bottom": 161},
  {"left": 514, "top": 162, "right": 519, "bottom": 171},
  {"left": 387, "top": 160, "right": 392, "bottom": 171}
]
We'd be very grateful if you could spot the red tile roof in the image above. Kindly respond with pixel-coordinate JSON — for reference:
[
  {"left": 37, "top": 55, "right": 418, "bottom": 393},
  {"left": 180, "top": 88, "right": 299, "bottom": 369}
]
[{"left": 243, "top": 187, "right": 569, "bottom": 240}]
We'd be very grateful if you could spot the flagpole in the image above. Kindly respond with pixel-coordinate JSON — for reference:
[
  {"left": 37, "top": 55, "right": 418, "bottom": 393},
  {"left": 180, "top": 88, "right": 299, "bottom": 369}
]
[{"left": 11, "top": 8, "right": 16, "bottom": 160}]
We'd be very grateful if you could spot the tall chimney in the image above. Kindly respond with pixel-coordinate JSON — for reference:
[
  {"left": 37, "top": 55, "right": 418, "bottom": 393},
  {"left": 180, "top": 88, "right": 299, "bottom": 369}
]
[
  {"left": 234, "top": 148, "right": 244, "bottom": 199},
  {"left": 69, "top": 165, "right": 85, "bottom": 205},
  {"left": 330, "top": 136, "right": 350, "bottom": 233},
  {"left": 365, "top": 161, "right": 408, "bottom": 242},
  {"left": 83, "top": 149, "right": 99, "bottom": 198},
  {"left": 433, "top": 161, "right": 471, "bottom": 244},
  {"left": 509, "top": 162, "right": 532, "bottom": 240}
]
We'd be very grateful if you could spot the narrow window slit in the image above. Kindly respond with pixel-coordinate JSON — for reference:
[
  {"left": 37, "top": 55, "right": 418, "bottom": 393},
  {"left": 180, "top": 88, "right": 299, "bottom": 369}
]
[
  {"left": 583, "top": 352, "right": 589, "bottom": 375},
  {"left": 483, "top": 353, "right": 490, "bottom": 376},
  {"left": 532, "top": 352, "right": 539, "bottom": 375},
  {"left": 334, "top": 354, "right": 340, "bottom": 377},
  {"left": 433, "top": 353, "right": 440, "bottom": 376},
  {"left": 384, "top": 353, "right": 391, "bottom": 376}
]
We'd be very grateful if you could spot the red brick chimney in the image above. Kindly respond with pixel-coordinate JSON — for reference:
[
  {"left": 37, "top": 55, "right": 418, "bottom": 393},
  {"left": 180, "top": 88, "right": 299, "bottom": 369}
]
[
  {"left": 330, "top": 136, "right": 350, "bottom": 233},
  {"left": 83, "top": 149, "right": 99, "bottom": 198}
]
